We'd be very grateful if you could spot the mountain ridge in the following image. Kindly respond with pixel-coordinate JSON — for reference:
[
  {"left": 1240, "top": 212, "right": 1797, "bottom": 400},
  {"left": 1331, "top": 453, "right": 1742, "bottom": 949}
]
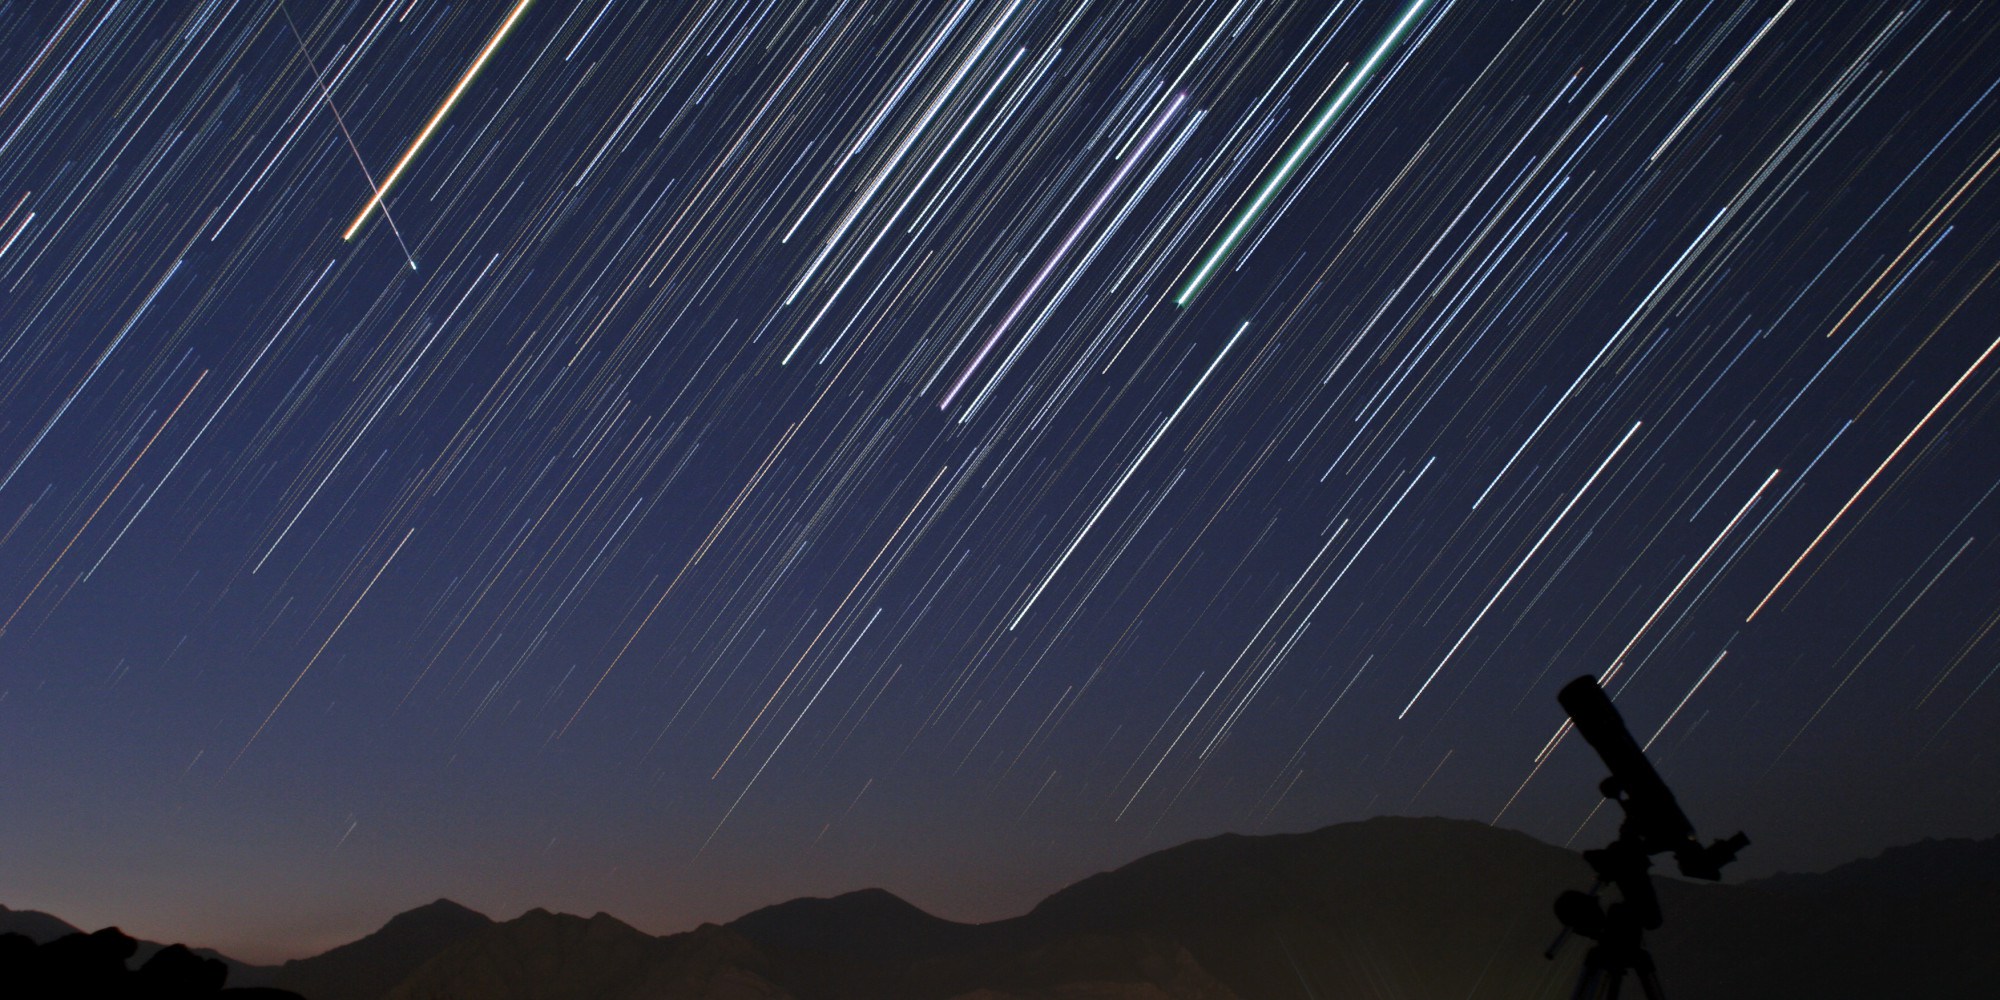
[
  {"left": 230, "top": 898, "right": 494, "bottom": 1000},
  {"left": 1745, "top": 831, "right": 2000, "bottom": 898},
  {"left": 10, "top": 816, "right": 1996, "bottom": 998}
]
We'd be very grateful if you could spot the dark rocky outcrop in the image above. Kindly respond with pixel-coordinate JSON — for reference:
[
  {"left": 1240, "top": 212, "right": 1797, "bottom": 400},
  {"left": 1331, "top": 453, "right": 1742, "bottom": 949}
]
[{"left": 0, "top": 924, "right": 302, "bottom": 999}]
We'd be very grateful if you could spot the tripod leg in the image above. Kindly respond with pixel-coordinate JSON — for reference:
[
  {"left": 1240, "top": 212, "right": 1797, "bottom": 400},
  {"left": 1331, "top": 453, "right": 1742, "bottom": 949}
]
[
  {"left": 1634, "top": 964, "right": 1667, "bottom": 1000},
  {"left": 1569, "top": 964, "right": 1602, "bottom": 1000},
  {"left": 1545, "top": 925, "right": 1573, "bottom": 960},
  {"left": 1603, "top": 970, "right": 1623, "bottom": 1000}
]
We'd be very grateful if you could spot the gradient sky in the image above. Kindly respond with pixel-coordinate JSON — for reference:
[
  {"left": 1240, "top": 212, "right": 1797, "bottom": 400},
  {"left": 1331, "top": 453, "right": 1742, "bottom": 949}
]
[{"left": 0, "top": 0, "right": 1996, "bottom": 965}]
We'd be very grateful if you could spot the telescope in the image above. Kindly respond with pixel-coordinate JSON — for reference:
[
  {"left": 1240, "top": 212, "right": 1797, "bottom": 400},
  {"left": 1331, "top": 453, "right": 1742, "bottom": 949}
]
[{"left": 1547, "top": 675, "right": 1748, "bottom": 999}]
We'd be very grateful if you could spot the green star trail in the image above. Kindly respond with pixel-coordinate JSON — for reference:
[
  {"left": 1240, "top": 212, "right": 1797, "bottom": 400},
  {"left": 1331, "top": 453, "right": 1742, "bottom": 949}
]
[{"left": 1175, "top": 0, "right": 1437, "bottom": 305}]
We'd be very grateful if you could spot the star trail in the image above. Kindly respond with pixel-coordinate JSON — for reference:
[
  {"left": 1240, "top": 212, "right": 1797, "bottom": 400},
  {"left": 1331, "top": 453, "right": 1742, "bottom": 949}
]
[{"left": 0, "top": 0, "right": 1996, "bottom": 960}]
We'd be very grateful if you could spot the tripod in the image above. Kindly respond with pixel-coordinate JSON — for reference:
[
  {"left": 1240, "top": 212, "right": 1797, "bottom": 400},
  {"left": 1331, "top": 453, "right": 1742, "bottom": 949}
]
[
  {"left": 1546, "top": 837, "right": 1670, "bottom": 1000},
  {"left": 1571, "top": 937, "right": 1665, "bottom": 1000}
]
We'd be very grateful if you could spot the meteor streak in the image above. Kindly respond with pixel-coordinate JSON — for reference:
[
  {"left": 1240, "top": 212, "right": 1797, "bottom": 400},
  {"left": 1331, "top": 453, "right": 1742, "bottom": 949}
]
[{"left": 342, "top": 0, "right": 535, "bottom": 241}]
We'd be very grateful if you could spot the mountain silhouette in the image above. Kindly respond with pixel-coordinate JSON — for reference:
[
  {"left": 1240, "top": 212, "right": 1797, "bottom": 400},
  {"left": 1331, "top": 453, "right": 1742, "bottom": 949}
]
[
  {"left": 1646, "top": 833, "right": 2000, "bottom": 998},
  {"left": 378, "top": 908, "right": 788, "bottom": 1000},
  {"left": 723, "top": 887, "right": 1238, "bottom": 999},
  {"left": 9, "top": 817, "right": 1997, "bottom": 998},
  {"left": 1746, "top": 833, "right": 2000, "bottom": 900},
  {"left": 236, "top": 899, "right": 493, "bottom": 1000},
  {"left": 0, "top": 904, "right": 82, "bottom": 943},
  {"left": 727, "top": 888, "right": 983, "bottom": 966},
  {"left": 722, "top": 817, "right": 2000, "bottom": 1000},
  {"left": 983, "top": 816, "right": 1582, "bottom": 999}
]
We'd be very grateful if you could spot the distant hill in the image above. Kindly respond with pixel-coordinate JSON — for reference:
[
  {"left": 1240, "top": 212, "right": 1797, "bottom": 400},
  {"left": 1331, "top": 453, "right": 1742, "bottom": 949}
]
[
  {"left": 0, "top": 903, "right": 82, "bottom": 943},
  {"left": 980, "top": 816, "right": 1584, "bottom": 1000},
  {"left": 727, "top": 887, "right": 983, "bottom": 965},
  {"left": 10, "top": 817, "right": 1998, "bottom": 998},
  {"left": 725, "top": 887, "right": 1237, "bottom": 999},
  {"left": 1651, "top": 831, "right": 2000, "bottom": 998},
  {"left": 380, "top": 908, "right": 788, "bottom": 1000},
  {"left": 232, "top": 899, "right": 494, "bottom": 1000},
  {"left": 1746, "top": 833, "right": 2000, "bottom": 900}
]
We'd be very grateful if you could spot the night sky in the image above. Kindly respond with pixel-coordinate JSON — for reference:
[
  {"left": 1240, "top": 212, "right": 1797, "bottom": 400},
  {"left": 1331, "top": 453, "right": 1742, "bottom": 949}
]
[{"left": 1, "top": 0, "right": 1997, "bottom": 964}]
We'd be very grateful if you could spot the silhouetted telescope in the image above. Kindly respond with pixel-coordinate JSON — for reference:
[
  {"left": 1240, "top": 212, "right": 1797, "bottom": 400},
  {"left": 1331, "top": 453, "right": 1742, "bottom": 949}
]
[
  {"left": 1548, "top": 675, "right": 1748, "bottom": 1000},
  {"left": 1557, "top": 675, "right": 1747, "bottom": 880}
]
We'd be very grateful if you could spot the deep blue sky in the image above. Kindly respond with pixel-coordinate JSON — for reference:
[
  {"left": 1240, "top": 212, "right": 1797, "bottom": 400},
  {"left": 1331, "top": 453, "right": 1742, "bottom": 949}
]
[{"left": 0, "top": 0, "right": 1996, "bottom": 963}]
